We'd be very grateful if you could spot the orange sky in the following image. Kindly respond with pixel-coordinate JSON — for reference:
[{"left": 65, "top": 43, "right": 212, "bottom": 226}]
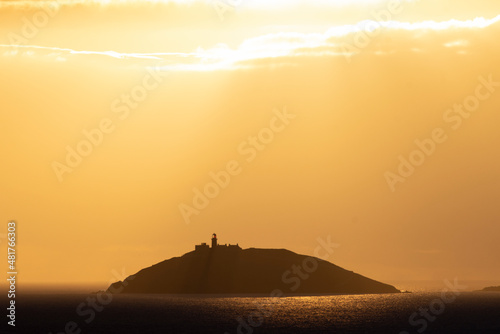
[{"left": 1, "top": 0, "right": 500, "bottom": 292}]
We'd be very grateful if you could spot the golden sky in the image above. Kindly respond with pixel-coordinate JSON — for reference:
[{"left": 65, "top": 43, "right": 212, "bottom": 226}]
[{"left": 1, "top": 0, "right": 500, "bottom": 291}]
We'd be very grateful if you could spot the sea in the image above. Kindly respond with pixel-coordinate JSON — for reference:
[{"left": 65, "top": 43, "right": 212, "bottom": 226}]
[{"left": 5, "top": 292, "right": 500, "bottom": 334}]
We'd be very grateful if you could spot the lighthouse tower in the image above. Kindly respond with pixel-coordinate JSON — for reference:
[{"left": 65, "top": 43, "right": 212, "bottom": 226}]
[
  {"left": 211, "top": 233, "right": 218, "bottom": 248},
  {"left": 194, "top": 234, "right": 241, "bottom": 252}
]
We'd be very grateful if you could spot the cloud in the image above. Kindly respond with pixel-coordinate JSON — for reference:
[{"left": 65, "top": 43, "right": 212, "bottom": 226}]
[
  {"left": 0, "top": 0, "right": 414, "bottom": 10},
  {"left": 444, "top": 40, "right": 470, "bottom": 48},
  {"left": 1, "top": 14, "right": 499, "bottom": 70},
  {"left": 0, "top": 44, "right": 166, "bottom": 59}
]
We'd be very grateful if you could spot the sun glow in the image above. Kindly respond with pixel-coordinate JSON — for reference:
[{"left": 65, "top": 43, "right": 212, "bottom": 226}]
[
  {"left": 1, "top": 14, "right": 499, "bottom": 71},
  {"left": 2, "top": 0, "right": 500, "bottom": 289},
  {"left": 0, "top": 0, "right": 401, "bottom": 9}
]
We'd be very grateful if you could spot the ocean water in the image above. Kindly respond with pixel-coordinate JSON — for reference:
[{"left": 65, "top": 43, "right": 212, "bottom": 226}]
[{"left": 7, "top": 292, "right": 500, "bottom": 334}]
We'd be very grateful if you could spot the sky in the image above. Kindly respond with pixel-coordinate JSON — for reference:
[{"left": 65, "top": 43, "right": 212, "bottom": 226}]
[{"left": 1, "top": 0, "right": 500, "bottom": 292}]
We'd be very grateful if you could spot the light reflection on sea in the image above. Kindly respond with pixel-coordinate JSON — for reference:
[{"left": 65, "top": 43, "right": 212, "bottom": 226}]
[{"left": 15, "top": 292, "right": 500, "bottom": 333}]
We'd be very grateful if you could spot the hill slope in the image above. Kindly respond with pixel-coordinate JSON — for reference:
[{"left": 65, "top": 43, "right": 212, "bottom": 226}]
[{"left": 108, "top": 248, "right": 400, "bottom": 295}]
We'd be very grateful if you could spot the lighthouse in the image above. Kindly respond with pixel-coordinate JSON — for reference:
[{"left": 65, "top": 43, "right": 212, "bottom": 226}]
[
  {"left": 194, "top": 234, "right": 241, "bottom": 252},
  {"left": 211, "top": 233, "right": 218, "bottom": 248}
]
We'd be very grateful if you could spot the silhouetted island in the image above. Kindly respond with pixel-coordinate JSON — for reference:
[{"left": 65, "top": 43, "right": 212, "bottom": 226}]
[
  {"left": 107, "top": 234, "right": 400, "bottom": 295},
  {"left": 482, "top": 286, "right": 500, "bottom": 292}
]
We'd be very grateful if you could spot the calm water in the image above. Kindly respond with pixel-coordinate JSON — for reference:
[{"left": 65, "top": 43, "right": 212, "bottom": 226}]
[{"left": 6, "top": 292, "right": 500, "bottom": 333}]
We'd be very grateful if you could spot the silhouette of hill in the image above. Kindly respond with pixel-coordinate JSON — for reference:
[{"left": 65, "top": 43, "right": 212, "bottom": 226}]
[
  {"left": 482, "top": 286, "right": 500, "bottom": 292},
  {"left": 107, "top": 247, "right": 400, "bottom": 295}
]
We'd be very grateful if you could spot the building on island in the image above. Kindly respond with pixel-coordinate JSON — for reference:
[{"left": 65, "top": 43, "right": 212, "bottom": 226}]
[
  {"left": 195, "top": 233, "right": 241, "bottom": 251},
  {"left": 194, "top": 243, "right": 209, "bottom": 251}
]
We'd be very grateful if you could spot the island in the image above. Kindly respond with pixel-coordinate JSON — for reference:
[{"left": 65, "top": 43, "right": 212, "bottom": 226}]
[{"left": 107, "top": 234, "right": 400, "bottom": 295}]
